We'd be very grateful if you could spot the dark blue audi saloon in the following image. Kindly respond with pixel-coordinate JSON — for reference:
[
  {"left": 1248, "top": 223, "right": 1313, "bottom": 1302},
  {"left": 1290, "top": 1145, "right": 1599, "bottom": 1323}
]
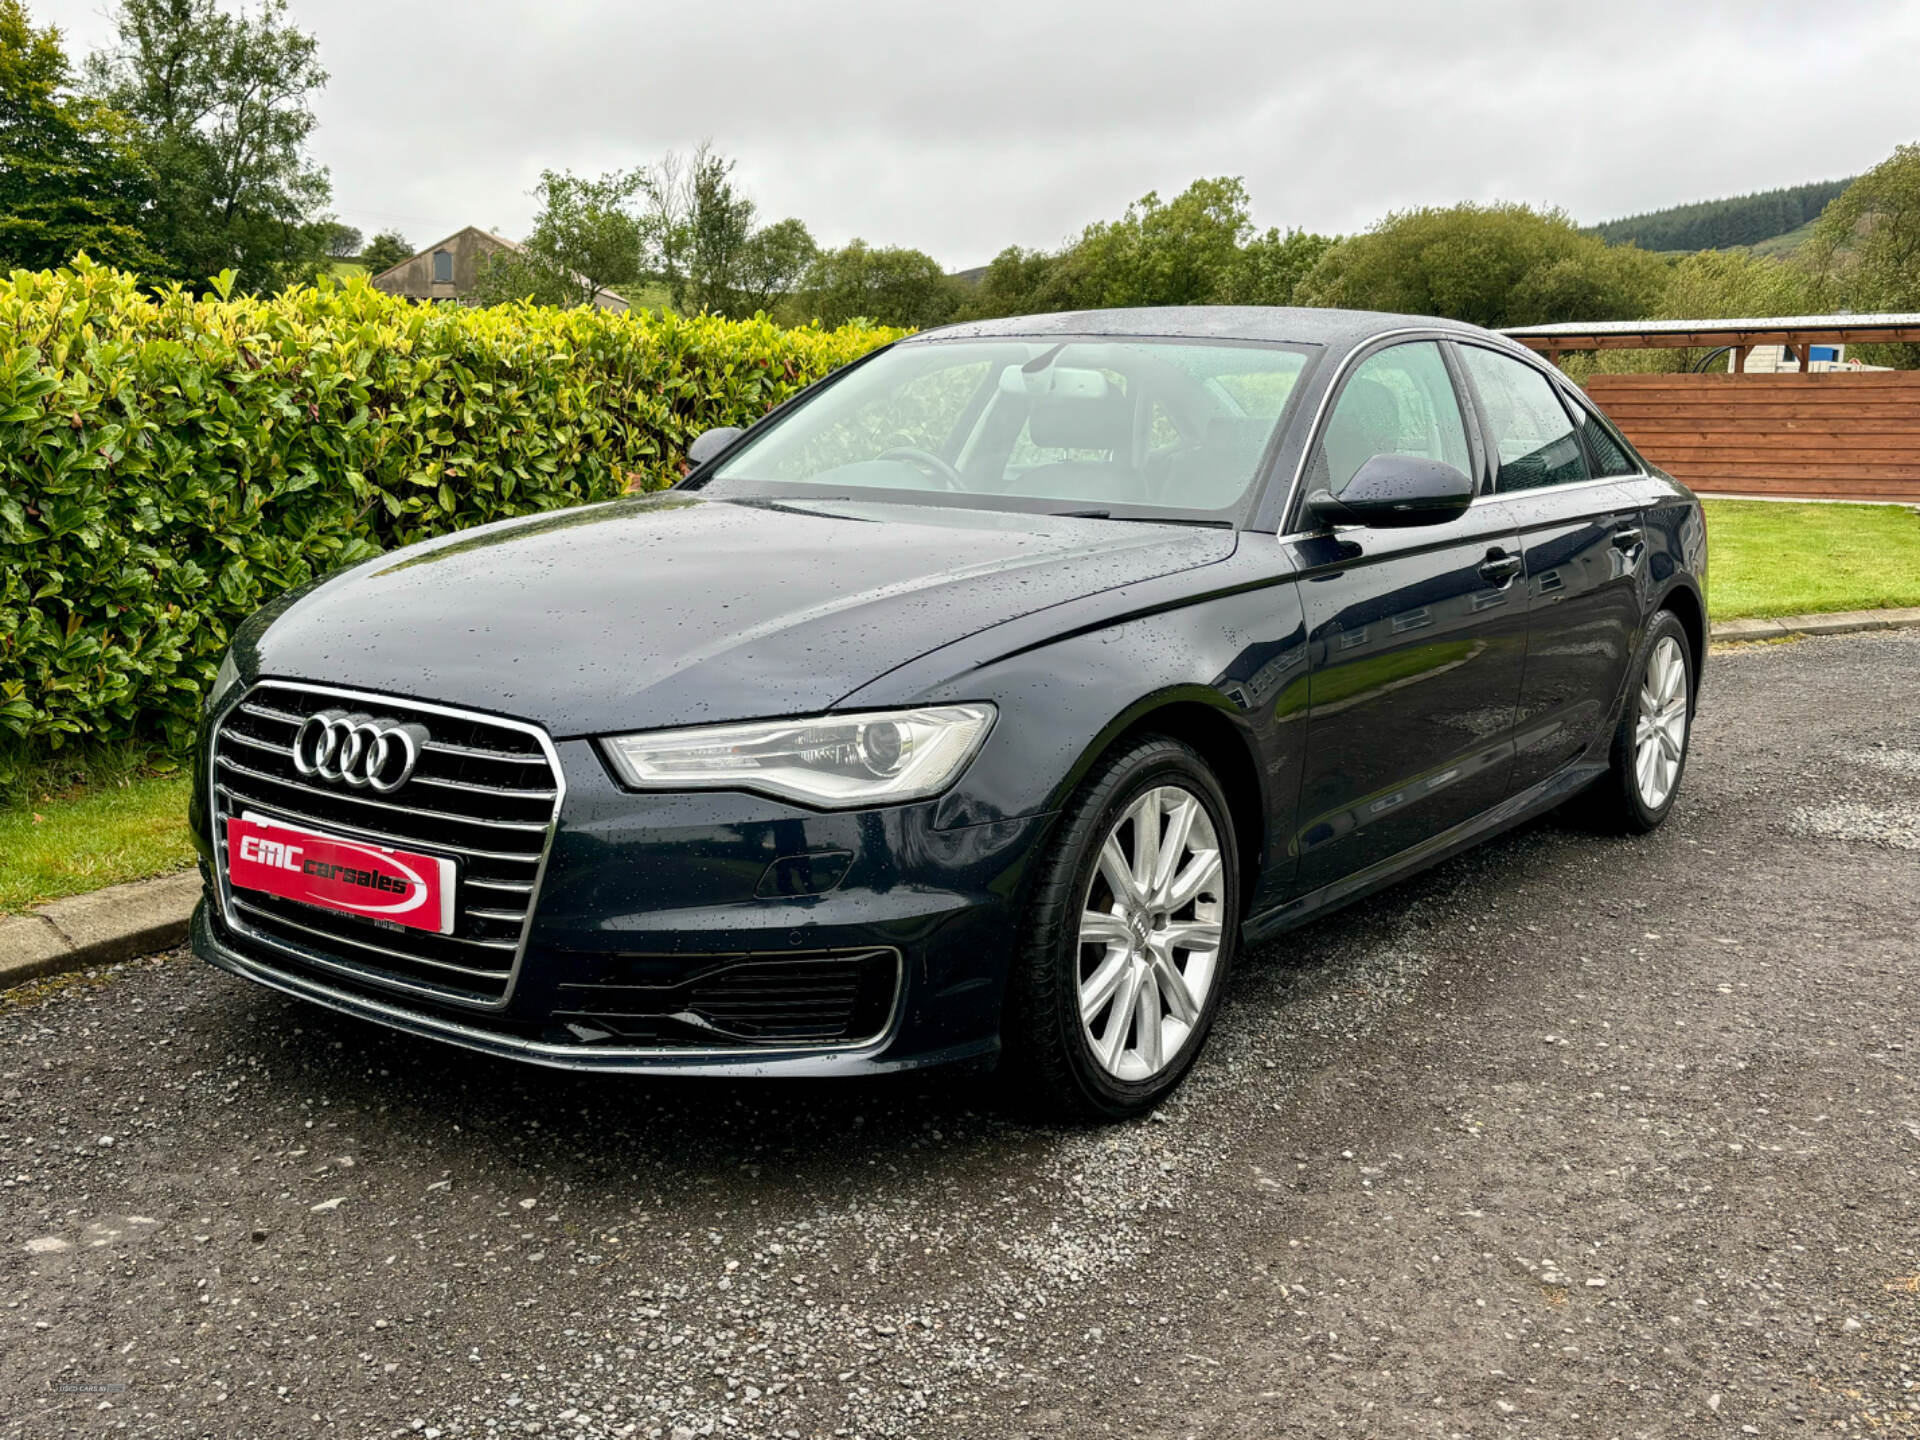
[{"left": 191, "top": 306, "right": 1707, "bottom": 1118}]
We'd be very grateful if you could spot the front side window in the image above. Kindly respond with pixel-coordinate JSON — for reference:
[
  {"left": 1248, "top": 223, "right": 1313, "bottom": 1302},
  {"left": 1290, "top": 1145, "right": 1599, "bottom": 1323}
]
[
  {"left": 1315, "top": 341, "right": 1472, "bottom": 497},
  {"left": 1459, "top": 346, "right": 1589, "bottom": 492},
  {"left": 699, "top": 338, "right": 1314, "bottom": 520},
  {"left": 432, "top": 249, "right": 453, "bottom": 283}
]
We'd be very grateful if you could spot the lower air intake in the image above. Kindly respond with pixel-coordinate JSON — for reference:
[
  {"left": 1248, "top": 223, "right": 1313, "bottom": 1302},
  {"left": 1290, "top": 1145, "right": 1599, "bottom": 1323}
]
[{"left": 549, "top": 949, "right": 901, "bottom": 1048}]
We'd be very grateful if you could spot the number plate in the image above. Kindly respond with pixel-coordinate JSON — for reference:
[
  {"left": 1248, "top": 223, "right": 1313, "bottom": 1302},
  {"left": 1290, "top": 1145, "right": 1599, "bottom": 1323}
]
[{"left": 225, "top": 812, "right": 457, "bottom": 935}]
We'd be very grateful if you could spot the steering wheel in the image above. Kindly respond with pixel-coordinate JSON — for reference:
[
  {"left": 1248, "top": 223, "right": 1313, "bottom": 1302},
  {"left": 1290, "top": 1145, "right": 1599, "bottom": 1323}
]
[{"left": 877, "top": 446, "right": 964, "bottom": 491}]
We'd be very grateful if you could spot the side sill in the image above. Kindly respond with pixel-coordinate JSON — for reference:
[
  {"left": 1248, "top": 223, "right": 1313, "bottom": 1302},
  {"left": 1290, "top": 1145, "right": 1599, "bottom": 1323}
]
[{"left": 1242, "top": 759, "right": 1607, "bottom": 945}]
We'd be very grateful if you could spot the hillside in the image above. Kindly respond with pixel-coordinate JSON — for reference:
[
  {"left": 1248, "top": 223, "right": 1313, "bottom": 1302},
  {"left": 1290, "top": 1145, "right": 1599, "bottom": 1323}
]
[
  {"left": 1593, "top": 177, "right": 1853, "bottom": 253},
  {"left": 1745, "top": 218, "right": 1822, "bottom": 258}
]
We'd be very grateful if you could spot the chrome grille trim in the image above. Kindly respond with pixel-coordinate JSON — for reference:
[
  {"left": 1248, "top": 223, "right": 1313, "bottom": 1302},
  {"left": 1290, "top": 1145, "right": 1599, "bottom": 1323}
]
[
  {"left": 220, "top": 729, "right": 294, "bottom": 758},
  {"left": 227, "top": 895, "right": 519, "bottom": 981},
  {"left": 464, "top": 878, "right": 535, "bottom": 896},
  {"left": 422, "top": 739, "right": 553, "bottom": 764},
  {"left": 409, "top": 772, "right": 560, "bottom": 801},
  {"left": 209, "top": 679, "right": 567, "bottom": 1012},
  {"left": 214, "top": 752, "right": 552, "bottom": 834},
  {"left": 239, "top": 700, "right": 306, "bottom": 725},
  {"left": 213, "top": 782, "right": 545, "bottom": 864}
]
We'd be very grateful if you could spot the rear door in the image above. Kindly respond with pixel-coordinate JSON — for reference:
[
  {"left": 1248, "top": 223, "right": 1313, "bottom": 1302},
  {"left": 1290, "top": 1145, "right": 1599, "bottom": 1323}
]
[
  {"left": 1452, "top": 343, "right": 1644, "bottom": 796},
  {"left": 1282, "top": 339, "right": 1529, "bottom": 892}
]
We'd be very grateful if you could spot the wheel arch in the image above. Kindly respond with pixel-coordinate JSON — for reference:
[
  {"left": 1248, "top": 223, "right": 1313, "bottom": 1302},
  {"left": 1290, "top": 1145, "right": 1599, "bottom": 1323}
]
[
  {"left": 1654, "top": 580, "right": 1707, "bottom": 702},
  {"left": 1062, "top": 692, "right": 1269, "bottom": 917}
]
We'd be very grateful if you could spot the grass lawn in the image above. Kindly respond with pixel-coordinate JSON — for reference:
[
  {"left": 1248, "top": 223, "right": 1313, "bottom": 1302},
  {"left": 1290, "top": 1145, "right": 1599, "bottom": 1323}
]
[
  {"left": 1704, "top": 499, "right": 1920, "bottom": 620},
  {"left": 0, "top": 773, "right": 194, "bottom": 915}
]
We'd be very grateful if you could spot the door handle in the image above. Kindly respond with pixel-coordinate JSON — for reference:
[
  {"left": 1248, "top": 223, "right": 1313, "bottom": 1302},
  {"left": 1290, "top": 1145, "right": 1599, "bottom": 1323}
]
[
  {"left": 1613, "top": 526, "right": 1645, "bottom": 552},
  {"left": 1479, "top": 549, "right": 1523, "bottom": 586}
]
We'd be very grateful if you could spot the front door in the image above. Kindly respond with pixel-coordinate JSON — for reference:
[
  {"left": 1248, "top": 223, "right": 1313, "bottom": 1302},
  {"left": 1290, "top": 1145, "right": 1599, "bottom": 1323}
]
[{"left": 1282, "top": 340, "right": 1529, "bottom": 892}]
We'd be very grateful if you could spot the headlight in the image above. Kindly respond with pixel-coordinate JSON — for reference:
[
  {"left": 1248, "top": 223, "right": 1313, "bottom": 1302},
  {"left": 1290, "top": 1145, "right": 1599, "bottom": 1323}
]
[
  {"left": 601, "top": 704, "right": 995, "bottom": 809},
  {"left": 206, "top": 649, "right": 241, "bottom": 713}
]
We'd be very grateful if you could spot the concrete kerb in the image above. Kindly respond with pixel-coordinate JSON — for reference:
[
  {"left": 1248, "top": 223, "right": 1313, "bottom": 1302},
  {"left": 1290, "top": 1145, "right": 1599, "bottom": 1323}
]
[{"left": 0, "top": 871, "right": 201, "bottom": 991}]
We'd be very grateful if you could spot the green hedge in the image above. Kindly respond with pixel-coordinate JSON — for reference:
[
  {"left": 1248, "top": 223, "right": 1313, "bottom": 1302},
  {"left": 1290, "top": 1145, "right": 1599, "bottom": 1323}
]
[{"left": 0, "top": 261, "right": 897, "bottom": 767}]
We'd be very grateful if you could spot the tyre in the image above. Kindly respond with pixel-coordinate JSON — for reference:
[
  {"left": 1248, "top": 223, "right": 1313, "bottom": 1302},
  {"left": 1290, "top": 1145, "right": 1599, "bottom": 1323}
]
[
  {"left": 1582, "top": 608, "right": 1695, "bottom": 834},
  {"left": 1001, "top": 735, "right": 1241, "bottom": 1121}
]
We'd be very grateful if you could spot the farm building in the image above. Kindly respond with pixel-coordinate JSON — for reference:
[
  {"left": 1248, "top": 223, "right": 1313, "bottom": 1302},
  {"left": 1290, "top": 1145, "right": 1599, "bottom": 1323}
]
[{"left": 368, "top": 227, "right": 629, "bottom": 310}]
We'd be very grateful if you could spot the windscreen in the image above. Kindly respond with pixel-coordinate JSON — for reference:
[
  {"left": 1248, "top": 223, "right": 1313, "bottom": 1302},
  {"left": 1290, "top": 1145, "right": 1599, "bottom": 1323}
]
[{"left": 701, "top": 338, "right": 1314, "bottom": 519}]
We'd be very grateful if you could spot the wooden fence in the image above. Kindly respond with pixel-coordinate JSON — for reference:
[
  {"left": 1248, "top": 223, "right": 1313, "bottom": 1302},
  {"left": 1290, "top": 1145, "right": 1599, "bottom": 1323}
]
[{"left": 1585, "top": 371, "right": 1920, "bottom": 502}]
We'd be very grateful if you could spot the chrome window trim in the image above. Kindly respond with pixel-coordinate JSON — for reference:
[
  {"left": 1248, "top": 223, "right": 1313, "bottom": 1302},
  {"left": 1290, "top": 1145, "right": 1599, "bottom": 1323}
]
[
  {"left": 208, "top": 678, "right": 567, "bottom": 1015},
  {"left": 1464, "top": 474, "right": 1639, "bottom": 510},
  {"left": 1274, "top": 327, "right": 1466, "bottom": 538}
]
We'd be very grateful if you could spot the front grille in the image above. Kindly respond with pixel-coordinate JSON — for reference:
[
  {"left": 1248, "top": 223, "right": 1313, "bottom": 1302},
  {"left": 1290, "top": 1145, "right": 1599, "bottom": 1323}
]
[
  {"left": 549, "top": 949, "right": 900, "bottom": 1047},
  {"left": 210, "top": 681, "right": 563, "bottom": 1006}
]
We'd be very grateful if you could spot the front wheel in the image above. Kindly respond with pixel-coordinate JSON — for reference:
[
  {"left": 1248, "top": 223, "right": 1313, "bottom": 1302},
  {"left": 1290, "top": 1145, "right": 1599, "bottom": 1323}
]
[
  {"left": 1001, "top": 736, "right": 1240, "bottom": 1121},
  {"left": 1583, "top": 609, "right": 1695, "bottom": 833}
]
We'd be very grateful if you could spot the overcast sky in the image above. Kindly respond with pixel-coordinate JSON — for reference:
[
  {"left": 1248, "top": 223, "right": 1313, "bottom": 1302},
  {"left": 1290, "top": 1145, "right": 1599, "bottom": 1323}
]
[{"left": 35, "top": 0, "right": 1920, "bottom": 269}]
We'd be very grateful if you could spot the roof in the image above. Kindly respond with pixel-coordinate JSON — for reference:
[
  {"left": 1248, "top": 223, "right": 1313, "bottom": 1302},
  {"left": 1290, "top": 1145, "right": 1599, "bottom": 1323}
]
[
  {"left": 369, "top": 225, "right": 628, "bottom": 310},
  {"left": 1502, "top": 312, "right": 1920, "bottom": 351},
  {"left": 366, "top": 226, "right": 515, "bottom": 286},
  {"left": 914, "top": 305, "right": 1500, "bottom": 349}
]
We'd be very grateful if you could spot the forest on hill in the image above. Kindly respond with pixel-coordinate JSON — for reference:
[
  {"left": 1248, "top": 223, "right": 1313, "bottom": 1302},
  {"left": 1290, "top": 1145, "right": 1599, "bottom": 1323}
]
[{"left": 1592, "top": 178, "right": 1856, "bottom": 252}]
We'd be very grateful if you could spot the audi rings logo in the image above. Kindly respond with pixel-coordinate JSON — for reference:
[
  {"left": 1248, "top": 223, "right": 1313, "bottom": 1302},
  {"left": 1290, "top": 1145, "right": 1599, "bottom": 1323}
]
[{"left": 291, "top": 710, "right": 430, "bottom": 793}]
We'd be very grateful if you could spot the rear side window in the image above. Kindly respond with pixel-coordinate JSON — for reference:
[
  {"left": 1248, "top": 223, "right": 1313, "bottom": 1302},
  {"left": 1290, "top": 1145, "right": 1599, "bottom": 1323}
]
[
  {"left": 1573, "top": 401, "right": 1639, "bottom": 478},
  {"left": 1459, "top": 346, "right": 1589, "bottom": 492},
  {"left": 1316, "top": 341, "right": 1472, "bottom": 497}
]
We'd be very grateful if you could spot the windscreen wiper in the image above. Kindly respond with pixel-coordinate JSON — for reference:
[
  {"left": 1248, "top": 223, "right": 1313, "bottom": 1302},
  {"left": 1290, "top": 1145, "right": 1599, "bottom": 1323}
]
[{"left": 1050, "top": 509, "right": 1234, "bottom": 528}]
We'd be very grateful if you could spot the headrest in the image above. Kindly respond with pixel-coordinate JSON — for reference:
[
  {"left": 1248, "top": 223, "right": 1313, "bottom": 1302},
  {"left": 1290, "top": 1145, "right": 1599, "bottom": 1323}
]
[
  {"left": 1322, "top": 376, "right": 1404, "bottom": 493},
  {"left": 1333, "top": 377, "right": 1401, "bottom": 449},
  {"left": 1203, "top": 417, "right": 1271, "bottom": 455},
  {"left": 1029, "top": 391, "right": 1130, "bottom": 453}
]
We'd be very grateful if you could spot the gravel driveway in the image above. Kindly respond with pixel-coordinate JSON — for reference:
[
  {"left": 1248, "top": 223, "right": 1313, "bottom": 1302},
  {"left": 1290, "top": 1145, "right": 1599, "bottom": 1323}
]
[{"left": 4, "top": 630, "right": 1917, "bottom": 1439}]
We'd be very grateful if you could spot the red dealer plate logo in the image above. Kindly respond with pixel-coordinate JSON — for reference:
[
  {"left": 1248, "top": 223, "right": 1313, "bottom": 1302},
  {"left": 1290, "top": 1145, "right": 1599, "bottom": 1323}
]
[{"left": 225, "top": 812, "right": 457, "bottom": 935}]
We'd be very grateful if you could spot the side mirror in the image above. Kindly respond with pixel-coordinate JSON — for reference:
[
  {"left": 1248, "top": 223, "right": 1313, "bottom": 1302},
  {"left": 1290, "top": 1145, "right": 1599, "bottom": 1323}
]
[
  {"left": 687, "top": 426, "right": 744, "bottom": 467},
  {"left": 1306, "top": 454, "right": 1473, "bottom": 529}
]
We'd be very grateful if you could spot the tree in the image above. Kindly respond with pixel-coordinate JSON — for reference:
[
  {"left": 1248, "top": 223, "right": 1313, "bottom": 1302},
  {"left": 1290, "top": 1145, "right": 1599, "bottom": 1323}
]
[
  {"left": 955, "top": 177, "right": 1332, "bottom": 320},
  {"left": 683, "top": 147, "right": 755, "bottom": 313},
  {"left": 358, "top": 227, "right": 409, "bottom": 274},
  {"left": 962, "top": 244, "right": 1076, "bottom": 320},
  {"left": 1592, "top": 178, "right": 1854, "bottom": 252},
  {"left": 636, "top": 143, "right": 821, "bottom": 316},
  {"left": 787, "top": 240, "right": 962, "bottom": 329},
  {"left": 0, "top": 0, "right": 158, "bottom": 274},
  {"left": 1659, "top": 248, "right": 1815, "bottom": 320},
  {"left": 1227, "top": 226, "right": 1336, "bottom": 306},
  {"left": 470, "top": 168, "right": 642, "bottom": 308},
  {"left": 318, "top": 219, "right": 359, "bottom": 258},
  {"left": 731, "top": 216, "right": 817, "bottom": 315},
  {"left": 1296, "top": 203, "right": 1666, "bottom": 329},
  {"left": 1071, "top": 177, "right": 1253, "bottom": 308},
  {"left": 85, "top": 0, "right": 334, "bottom": 292},
  {"left": 636, "top": 146, "right": 694, "bottom": 306},
  {"left": 1808, "top": 143, "right": 1920, "bottom": 366}
]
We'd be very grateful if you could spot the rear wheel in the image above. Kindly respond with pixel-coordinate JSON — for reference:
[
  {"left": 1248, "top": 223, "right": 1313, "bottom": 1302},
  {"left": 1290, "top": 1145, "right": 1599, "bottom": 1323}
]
[
  {"left": 1002, "top": 736, "right": 1240, "bottom": 1120},
  {"left": 1583, "top": 609, "right": 1695, "bottom": 833}
]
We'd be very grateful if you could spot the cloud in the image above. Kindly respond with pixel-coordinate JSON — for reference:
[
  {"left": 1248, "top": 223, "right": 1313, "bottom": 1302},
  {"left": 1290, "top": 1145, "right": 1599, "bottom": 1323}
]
[{"left": 36, "top": 0, "right": 1918, "bottom": 267}]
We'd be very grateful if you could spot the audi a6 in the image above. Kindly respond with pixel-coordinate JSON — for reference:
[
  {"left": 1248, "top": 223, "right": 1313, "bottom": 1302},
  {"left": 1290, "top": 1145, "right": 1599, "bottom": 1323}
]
[{"left": 191, "top": 307, "right": 1707, "bottom": 1118}]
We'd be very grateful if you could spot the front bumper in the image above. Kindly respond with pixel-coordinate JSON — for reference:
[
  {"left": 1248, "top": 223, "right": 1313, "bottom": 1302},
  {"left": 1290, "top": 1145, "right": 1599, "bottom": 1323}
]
[
  {"left": 192, "top": 730, "right": 1053, "bottom": 1075},
  {"left": 193, "top": 903, "right": 1000, "bottom": 1076}
]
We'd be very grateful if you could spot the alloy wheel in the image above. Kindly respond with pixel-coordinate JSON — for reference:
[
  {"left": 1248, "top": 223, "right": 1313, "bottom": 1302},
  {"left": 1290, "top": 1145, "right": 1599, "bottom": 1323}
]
[
  {"left": 1634, "top": 634, "right": 1689, "bottom": 810},
  {"left": 1076, "top": 784, "right": 1226, "bottom": 1082}
]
